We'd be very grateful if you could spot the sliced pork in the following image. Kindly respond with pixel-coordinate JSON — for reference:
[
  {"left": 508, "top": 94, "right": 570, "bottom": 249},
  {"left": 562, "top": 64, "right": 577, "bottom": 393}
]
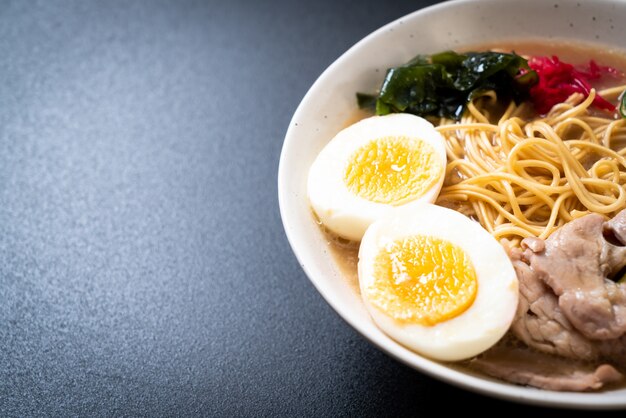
[
  {"left": 523, "top": 212, "right": 626, "bottom": 340},
  {"left": 516, "top": 211, "right": 626, "bottom": 341},
  {"left": 509, "top": 252, "right": 600, "bottom": 361},
  {"left": 473, "top": 345, "right": 623, "bottom": 392},
  {"left": 493, "top": 209, "right": 626, "bottom": 390}
]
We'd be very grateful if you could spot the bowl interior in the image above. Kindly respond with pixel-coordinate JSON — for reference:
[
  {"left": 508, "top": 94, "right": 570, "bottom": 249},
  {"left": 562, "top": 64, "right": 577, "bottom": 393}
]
[{"left": 278, "top": 0, "right": 626, "bottom": 408}]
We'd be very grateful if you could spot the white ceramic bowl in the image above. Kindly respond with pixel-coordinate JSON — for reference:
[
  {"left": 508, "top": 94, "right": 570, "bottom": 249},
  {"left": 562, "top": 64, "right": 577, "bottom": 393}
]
[{"left": 278, "top": 0, "right": 626, "bottom": 409}]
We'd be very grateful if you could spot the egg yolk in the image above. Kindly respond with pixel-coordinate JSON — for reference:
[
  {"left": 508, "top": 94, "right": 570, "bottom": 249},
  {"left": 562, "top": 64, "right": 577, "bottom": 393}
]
[
  {"left": 343, "top": 136, "right": 442, "bottom": 205},
  {"left": 366, "top": 235, "right": 478, "bottom": 326}
]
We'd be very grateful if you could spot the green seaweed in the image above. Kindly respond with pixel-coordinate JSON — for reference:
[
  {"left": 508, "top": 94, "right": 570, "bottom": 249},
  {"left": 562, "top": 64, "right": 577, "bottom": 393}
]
[{"left": 359, "top": 51, "right": 537, "bottom": 120}]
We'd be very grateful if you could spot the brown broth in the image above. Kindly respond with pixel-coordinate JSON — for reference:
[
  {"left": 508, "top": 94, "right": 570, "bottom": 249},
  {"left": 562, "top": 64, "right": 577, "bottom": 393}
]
[{"left": 325, "top": 231, "right": 360, "bottom": 294}]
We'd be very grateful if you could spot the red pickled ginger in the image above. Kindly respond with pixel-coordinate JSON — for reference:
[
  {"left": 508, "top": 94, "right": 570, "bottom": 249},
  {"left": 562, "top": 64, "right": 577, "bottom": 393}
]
[{"left": 527, "top": 56, "right": 620, "bottom": 114}]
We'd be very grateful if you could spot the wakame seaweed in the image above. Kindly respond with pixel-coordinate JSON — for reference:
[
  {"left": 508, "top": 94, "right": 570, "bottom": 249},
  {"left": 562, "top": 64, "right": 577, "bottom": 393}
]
[{"left": 359, "top": 51, "right": 538, "bottom": 120}]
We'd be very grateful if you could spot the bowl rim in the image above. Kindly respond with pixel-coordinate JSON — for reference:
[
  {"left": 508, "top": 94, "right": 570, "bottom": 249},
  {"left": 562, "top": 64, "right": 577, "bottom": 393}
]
[{"left": 278, "top": 0, "right": 626, "bottom": 409}]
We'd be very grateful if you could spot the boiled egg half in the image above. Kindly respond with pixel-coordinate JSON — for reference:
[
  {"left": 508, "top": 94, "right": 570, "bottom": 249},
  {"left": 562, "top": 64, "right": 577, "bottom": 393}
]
[
  {"left": 307, "top": 114, "right": 446, "bottom": 241},
  {"left": 358, "top": 204, "right": 519, "bottom": 361}
]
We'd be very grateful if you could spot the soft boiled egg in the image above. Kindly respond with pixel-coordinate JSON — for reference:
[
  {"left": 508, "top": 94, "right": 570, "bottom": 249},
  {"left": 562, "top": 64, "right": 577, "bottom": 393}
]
[
  {"left": 358, "top": 204, "right": 519, "bottom": 362},
  {"left": 307, "top": 114, "right": 446, "bottom": 242}
]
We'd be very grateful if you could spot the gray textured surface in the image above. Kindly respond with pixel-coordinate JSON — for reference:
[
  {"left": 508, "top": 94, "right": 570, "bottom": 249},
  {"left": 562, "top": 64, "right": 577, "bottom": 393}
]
[{"left": 0, "top": 0, "right": 619, "bottom": 416}]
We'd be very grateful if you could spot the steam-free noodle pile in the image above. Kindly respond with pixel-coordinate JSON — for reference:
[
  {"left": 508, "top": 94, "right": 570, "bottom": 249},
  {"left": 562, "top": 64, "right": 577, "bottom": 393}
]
[{"left": 435, "top": 87, "right": 626, "bottom": 247}]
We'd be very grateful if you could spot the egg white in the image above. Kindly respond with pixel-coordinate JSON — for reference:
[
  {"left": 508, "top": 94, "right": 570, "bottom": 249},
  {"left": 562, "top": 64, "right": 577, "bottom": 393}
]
[
  {"left": 307, "top": 114, "right": 446, "bottom": 242},
  {"left": 358, "top": 203, "right": 519, "bottom": 362}
]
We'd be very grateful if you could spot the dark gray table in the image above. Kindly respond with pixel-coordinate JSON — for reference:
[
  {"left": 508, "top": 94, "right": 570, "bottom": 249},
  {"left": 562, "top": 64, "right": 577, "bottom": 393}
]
[{"left": 0, "top": 0, "right": 621, "bottom": 416}]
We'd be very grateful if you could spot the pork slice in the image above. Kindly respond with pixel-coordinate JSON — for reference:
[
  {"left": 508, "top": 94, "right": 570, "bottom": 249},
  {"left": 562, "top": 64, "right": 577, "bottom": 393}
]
[
  {"left": 472, "top": 345, "right": 623, "bottom": 392},
  {"left": 524, "top": 213, "right": 626, "bottom": 340},
  {"left": 510, "top": 255, "right": 600, "bottom": 360}
]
